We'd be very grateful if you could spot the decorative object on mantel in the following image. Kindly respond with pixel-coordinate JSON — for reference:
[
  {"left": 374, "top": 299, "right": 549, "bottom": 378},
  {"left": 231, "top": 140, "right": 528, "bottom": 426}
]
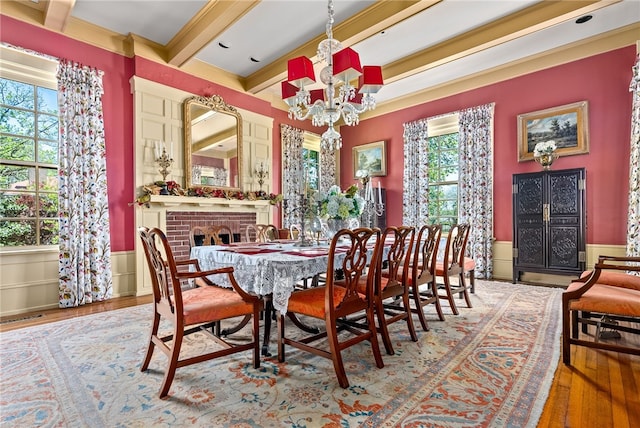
[
  {"left": 153, "top": 140, "right": 174, "bottom": 182},
  {"left": 254, "top": 162, "right": 269, "bottom": 191},
  {"left": 131, "top": 181, "right": 282, "bottom": 208},
  {"left": 280, "top": 0, "right": 383, "bottom": 151},
  {"left": 533, "top": 140, "right": 559, "bottom": 170}
]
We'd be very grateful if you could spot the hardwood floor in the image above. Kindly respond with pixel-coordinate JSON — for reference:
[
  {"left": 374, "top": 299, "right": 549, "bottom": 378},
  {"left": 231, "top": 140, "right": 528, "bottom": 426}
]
[{"left": 1, "top": 296, "right": 638, "bottom": 427}]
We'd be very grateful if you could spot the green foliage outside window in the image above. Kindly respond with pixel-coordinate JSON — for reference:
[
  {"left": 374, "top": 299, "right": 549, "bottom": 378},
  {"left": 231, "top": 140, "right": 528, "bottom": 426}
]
[
  {"left": 427, "top": 133, "right": 459, "bottom": 229},
  {"left": 0, "top": 77, "right": 59, "bottom": 247}
]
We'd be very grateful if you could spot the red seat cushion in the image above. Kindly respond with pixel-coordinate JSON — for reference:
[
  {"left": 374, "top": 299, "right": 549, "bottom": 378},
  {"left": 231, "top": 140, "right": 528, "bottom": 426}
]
[
  {"left": 463, "top": 257, "right": 475, "bottom": 271},
  {"left": 287, "top": 286, "right": 359, "bottom": 319},
  {"left": 579, "top": 270, "right": 640, "bottom": 291},
  {"left": 566, "top": 281, "right": 640, "bottom": 317},
  {"left": 180, "top": 286, "right": 259, "bottom": 325}
]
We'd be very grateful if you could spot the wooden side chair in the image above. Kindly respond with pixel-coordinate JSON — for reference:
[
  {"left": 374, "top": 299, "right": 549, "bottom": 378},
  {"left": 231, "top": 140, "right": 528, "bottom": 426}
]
[
  {"left": 188, "top": 225, "right": 216, "bottom": 248},
  {"left": 408, "top": 224, "right": 444, "bottom": 331},
  {"left": 435, "top": 223, "right": 472, "bottom": 315},
  {"left": 245, "top": 224, "right": 279, "bottom": 242},
  {"left": 138, "top": 227, "right": 263, "bottom": 398},
  {"left": 365, "top": 225, "right": 418, "bottom": 355},
  {"left": 277, "top": 227, "right": 385, "bottom": 388},
  {"left": 210, "top": 224, "right": 236, "bottom": 244}
]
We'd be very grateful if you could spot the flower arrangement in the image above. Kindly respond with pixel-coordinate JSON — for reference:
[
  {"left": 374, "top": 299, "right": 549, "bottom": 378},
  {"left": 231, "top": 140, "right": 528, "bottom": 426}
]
[
  {"left": 131, "top": 180, "right": 283, "bottom": 207},
  {"left": 533, "top": 140, "right": 557, "bottom": 157},
  {"left": 315, "top": 184, "right": 365, "bottom": 220}
]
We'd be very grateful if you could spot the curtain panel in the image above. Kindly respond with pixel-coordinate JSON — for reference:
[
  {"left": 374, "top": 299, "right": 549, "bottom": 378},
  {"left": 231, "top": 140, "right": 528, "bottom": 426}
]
[
  {"left": 402, "top": 119, "right": 430, "bottom": 226},
  {"left": 57, "top": 59, "right": 113, "bottom": 307},
  {"left": 458, "top": 103, "right": 495, "bottom": 280},
  {"left": 628, "top": 53, "right": 640, "bottom": 258},
  {"left": 280, "top": 124, "right": 305, "bottom": 228}
]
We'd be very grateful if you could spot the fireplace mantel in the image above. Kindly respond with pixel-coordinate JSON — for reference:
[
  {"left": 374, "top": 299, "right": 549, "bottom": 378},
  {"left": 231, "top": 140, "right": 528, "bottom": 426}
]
[{"left": 148, "top": 195, "right": 273, "bottom": 210}]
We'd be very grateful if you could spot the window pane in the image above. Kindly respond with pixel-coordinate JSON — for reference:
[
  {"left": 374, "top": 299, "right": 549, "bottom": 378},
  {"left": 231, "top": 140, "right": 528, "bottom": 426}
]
[
  {"left": 40, "top": 219, "right": 59, "bottom": 245},
  {"left": 39, "top": 193, "right": 58, "bottom": 217},
  {"left": 441, "top": 184, "right": 458, "bottom": 199},
  {"left": 0, "top": 165, "right": 35, "bottom": 190},
  {"left": 0, "top": 79, "right": 35, "bottom": 109},
  {"left": 38, "top": 139, "right": 58, "bottom": 164},
  {"left": 38, "top": 113, "right": 58, "bottom": 140},
  {"left": 0, "top": 107, "right": 35, "bottom": 136},
  {"left": 0, "top": 193, "right": 35, "bottom": 217},
  {"left": 0, "top": 219, "right": 36, "bottom": 246},
  {"left": 38, "top": 167, "right": 58, "bottom": 189},
  {"left": 0, "top": 136, "right": 35, "bottom": 161},
  {"left": 37, "top": 87, "right": 58, "bottom": 114}
]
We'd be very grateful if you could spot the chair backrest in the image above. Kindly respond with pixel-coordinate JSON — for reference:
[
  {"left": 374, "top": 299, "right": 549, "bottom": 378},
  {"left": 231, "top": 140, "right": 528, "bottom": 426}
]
[
  {"left": 409, "top": 224, "right": 442, "bottom": 286},
  {"left": 326, "top": 227, "right": 382, "bottom": 317},
  {"left": 381, "top": 226, "right": 415, "bottom": 292},
  {"left": 189, "top": 225, "right": 216, "bottom": 248},
  {"left": 139, "top": 227, "right": 182, "bottom": 313},
  {"left": 442, "top": 223, "right": 471, "bottom": 272},
  {"left": 210, "top": 225, "right": 235, "bottom": 244},
  {"left": 246, "top": 224, "right": 279, "bottom": 242}
]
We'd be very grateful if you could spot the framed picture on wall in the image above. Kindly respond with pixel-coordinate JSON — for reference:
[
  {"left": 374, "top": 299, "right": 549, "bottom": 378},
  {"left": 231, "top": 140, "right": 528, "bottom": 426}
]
[
  {"left": 517, "top": 101, "right": 589, "bottom": 162},
  {"left": 353, "top": 141, "right": 387, "bottom": 177}
]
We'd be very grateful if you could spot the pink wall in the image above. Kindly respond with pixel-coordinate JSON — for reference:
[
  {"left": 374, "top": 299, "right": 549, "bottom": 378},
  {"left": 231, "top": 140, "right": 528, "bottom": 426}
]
[
  {"left": 2, "top": 15, "right": 634, "bottom": 250},
  {"left": 340, "top": 46, "right": 635, "bottom": 245}
]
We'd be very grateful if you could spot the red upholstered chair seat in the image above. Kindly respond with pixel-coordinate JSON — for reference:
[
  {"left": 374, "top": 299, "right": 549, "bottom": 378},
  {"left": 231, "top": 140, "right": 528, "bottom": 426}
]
[
  {"left": 579, "top": 270, "right": 640, "bottom": 291},
  {"left": 180, "top": 286, "right": 258, "bottom": 325},
  {"left": 286, "top": 285, "right": 361, "bottom": 319},
  {"left": 566, "top": 280, "right": 640, "bottom": 317}
]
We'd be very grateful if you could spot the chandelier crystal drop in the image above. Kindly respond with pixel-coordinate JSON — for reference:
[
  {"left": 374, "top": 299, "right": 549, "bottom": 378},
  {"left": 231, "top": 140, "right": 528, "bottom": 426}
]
[{"left": 281, "top": 0, "right": 383, "bottom": 151}]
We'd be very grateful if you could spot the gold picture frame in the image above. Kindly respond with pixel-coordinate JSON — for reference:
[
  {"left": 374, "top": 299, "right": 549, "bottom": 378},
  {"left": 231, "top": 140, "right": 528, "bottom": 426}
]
[
  {"left": 353, "top": 141, "right": 386, "bottom": 177},
  {"left": 517, "top": 101, "right": 589, "bottom": 162}
]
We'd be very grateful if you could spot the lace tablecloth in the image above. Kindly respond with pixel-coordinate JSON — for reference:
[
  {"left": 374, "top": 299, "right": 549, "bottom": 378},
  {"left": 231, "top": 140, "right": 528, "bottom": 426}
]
[{"left": 190, "top": 243, "right": 342, "bottom": 313}]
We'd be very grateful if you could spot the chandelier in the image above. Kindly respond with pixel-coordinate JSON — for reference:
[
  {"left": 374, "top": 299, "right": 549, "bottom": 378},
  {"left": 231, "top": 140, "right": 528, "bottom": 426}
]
[{"left": 281, "top": 0, "right": 384, "bottom": 151}]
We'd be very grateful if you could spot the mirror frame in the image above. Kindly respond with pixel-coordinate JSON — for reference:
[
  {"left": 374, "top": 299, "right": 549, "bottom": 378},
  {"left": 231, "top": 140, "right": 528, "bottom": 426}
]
[{"left": 183, "top": 95, "right": 243, "bottom": 192}]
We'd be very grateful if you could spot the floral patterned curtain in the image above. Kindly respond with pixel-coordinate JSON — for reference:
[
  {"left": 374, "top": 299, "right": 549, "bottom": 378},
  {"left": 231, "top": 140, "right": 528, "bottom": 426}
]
[
  {"left": 458, "top": 103, "right": 495, "bottom": 279},
  {"left": 628, "top": 53, "right": 640, "bottom": 258},
  {"left": 281, "top": 124, "right": 305, "bottom": 228},
  {"left": 402, "top": 119, "right": 430, "bottom": 226},
  {"left": 57, "top": 59, "right": 113, "bottom": 307}
]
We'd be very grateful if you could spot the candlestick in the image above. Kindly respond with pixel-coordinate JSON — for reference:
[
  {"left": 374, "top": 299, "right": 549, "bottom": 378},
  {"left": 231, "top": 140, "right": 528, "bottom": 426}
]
[
  {"left": 155, "top": 144, "right": 174, "bottom": 182},
  {"left": 254, "top": 161, "right": 269, "bottom": 191},
  {"left": 377, "top": 181, "right": 382, "bottom": 202}
]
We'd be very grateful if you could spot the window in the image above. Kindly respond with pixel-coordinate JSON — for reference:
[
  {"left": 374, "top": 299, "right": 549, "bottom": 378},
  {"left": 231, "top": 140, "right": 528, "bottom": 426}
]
[
  {"left": 427, "top": 114, "right": 459, "bottom": 229},
  {"left": 302, "top": 131, "right": 321, "bottom": 191},
  {"left": 0, "top": 48, "right": 59, "bottom": 247}
]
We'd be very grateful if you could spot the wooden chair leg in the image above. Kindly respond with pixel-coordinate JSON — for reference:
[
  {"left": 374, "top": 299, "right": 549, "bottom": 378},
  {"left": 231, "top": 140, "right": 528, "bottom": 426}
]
[
  {"left": 326, "top": 316, "right": 349, "bottom": 388},
  {"left": 141, "top": 312, "right": 160, "bottom": 372},
  {"left": 252, "top": 308, "right": 261, "bottom": 368},
  {"left": 375, "top": 296, "right": 395, "bottom": 355},
  {"left": 411, "top": 287, "right": 430, "bottom": 332},
  {"left": 367, "top": 307, "right": 385, "bottom": 369},
  {"left": 440, "top": 275, "right": 460, "bottom": 315},
  {"left": 159, "top": 326, "right": 183, "bottom": 399},
  {"left": 277, "top": 313, "right": 286, "bottom": 363},
  {"left": 403, "top": 291, "right": 418, "bottom": 342},
  {"left": 432, "top": 281, "right": 446, "bottom": 321}
]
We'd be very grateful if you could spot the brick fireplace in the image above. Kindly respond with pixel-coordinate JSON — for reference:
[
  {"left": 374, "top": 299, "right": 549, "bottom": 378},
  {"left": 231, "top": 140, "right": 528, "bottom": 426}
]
[{"left": 166, "top": 211, "right": 256, "bottom": 259}]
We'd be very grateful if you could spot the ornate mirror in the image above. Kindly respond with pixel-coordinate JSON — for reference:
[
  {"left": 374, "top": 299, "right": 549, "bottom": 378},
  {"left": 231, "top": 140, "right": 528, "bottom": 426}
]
[{"left": 184, "top": 95, "right": 243, "bottom": 191}]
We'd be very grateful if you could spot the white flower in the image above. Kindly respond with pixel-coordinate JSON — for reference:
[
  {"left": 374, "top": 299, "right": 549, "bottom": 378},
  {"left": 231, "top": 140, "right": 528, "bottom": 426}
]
[
  {"left": 534, "top": 140, "right": 557, "bottom": 157},
  {"left": 317, "top": 185, "right": 364, "bottom": 220}
]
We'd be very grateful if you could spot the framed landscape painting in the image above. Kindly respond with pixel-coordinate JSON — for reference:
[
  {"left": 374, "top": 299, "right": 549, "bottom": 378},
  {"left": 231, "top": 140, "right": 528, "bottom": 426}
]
[
  {"left": 517, "top": 101, "right": 589, "bottom": 162},
  {"left": 353, "top": 141, "right": 386, "bottom": 177}
]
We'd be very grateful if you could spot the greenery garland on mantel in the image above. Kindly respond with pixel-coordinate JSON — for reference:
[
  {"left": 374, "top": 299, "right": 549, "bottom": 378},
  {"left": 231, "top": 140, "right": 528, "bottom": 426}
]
[{"left": 131, "top": 180, "right": 283, "bottom": 208}]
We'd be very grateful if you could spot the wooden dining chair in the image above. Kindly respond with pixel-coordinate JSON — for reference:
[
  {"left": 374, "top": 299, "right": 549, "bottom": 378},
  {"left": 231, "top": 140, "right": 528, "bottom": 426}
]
[
  {"left": 277, "top": 227, "right": 385, "bottom": 388},
  {"left": 210, "top": 224, "right": 236, "bottom": 244},
  {"left": 188, "top": 225, "right": 216, "bottom": 248},
  {"left": 363, "top": 225, "right": 418, "bottom": 355},
  {"left": 245, "top": 224, "right": 279, "bottom": 242},
  {"left": 138, "top": 227, "right": 263, "bottom": 398},
  {"left": 407, "top": 224, "right": 444, "bottom": 331},
  {"left": 435, "top": 223, "right": 472, "bottom": 315}
]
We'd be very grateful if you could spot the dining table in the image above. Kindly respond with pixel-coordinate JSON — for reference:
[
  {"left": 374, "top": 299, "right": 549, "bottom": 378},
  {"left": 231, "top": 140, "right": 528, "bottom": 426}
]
[
  {"left": 190, "top": 239, "right": 348, "bottom": 355},
  {"left": 190, "top": 237, "right": 391, "bottom": 356}
]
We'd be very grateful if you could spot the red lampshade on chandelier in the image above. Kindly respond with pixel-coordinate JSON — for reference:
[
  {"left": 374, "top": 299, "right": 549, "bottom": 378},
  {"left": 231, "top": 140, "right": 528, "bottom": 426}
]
[{"left": 281, "top": 0, "right": 383, "bottom": 151}]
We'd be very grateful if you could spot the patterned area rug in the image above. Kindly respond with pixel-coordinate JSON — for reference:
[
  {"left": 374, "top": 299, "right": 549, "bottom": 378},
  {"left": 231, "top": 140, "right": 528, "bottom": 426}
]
[{"left": 0, "top": 280, "right": 561, "bottom": 427}]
